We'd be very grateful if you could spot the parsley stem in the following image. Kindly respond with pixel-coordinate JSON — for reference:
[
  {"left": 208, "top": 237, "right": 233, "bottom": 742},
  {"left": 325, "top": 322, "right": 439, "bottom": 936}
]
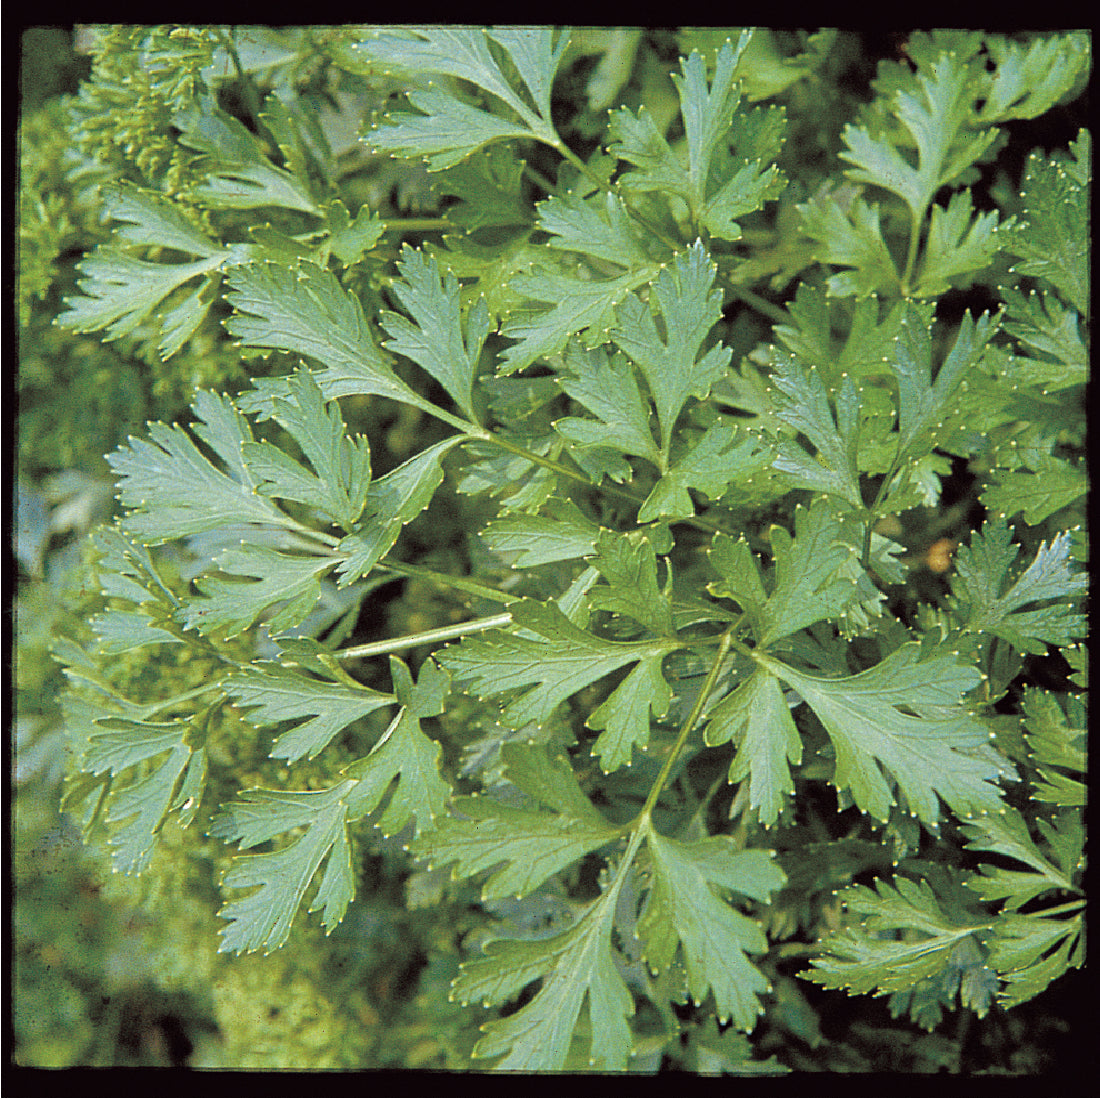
[
  {"left": 639, "top": 624, "right": 735, "bottom": 821},
  {"left": 333, "top": 612, "right": 514, "bottom": 660}
]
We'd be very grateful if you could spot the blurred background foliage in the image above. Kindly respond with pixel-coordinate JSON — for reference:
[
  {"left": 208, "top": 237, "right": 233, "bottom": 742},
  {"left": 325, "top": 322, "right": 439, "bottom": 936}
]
[{"left": 14, "top": 24, "right": 1086, "bottom": 1073}]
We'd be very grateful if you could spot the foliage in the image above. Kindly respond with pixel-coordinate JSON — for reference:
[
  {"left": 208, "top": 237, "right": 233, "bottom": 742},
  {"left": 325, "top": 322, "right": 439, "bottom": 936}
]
[{"left": 18, "top": 25, "right": 1089, "bottom": 1073}]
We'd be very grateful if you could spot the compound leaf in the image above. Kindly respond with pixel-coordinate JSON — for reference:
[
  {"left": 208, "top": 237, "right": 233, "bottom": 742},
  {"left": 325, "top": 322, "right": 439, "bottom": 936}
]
[
  {"left": 212, "top": 780, "right": 360, "bottom": 953},
  {"left": 951, "top": 520, "right": 1087, "bottom": 654},
  {"left": 108, "top": 391, "right": 287, "bottom": 544},
  {"left": 453, "top": 883, "right": 633, "bottom": 1071},
  {"left": 380, "top": 245, "right": 489, "bottom": 422},
  {"left": 224, "top": 663, "right": 393, "bottom": 763},
  {"left": 242, "top": 367, "right": 372, "bottom": 530},
  {"left": 640, "top": 830, "right": 785, "bottom": 1028},
  {"left": 612, "top": 242, "right": 732, "bottom": 458},
  {"left": 806, "top": 877, "right": 990, "bottom": 998},
  {"left": 760, "top": 646, "right": 1013, "bottom": 824}
]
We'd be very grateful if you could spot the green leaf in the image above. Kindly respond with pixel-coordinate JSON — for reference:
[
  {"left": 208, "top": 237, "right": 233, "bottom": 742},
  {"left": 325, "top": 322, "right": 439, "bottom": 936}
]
[
  {"left": 611, "top": 242, "right": 732, "bottom": 459},
  {"left": 587, "top": 529, "right": 674, "bottom": 637},
  {"left": 553, "top": 344, "right": 661, "bottom": 469},
  {"left": 342, "top": 656, "right": 452, "bottom": 837},
  {"left": 797, "top": 186, "right": 900, "bottom": 298},
  {"left": 224, "top": 663, "right": 393, "bottom": 763},
  {"left": 57, "top": 248, "right": 225, "bottom": 357},
  {"left": 242, "top": 368, "right": 372, "bottom": 530},
  {"left": 610, "top": 35, "right": 785, "bottom": 240},
  {"left": 180, "top": 542, "right": 333, "bottom": 639},
  {"left": 639, "top": 421, "right": 767, "bottom": 523},
  {"left": 890, "top": 305, "right": 998, "bottom": 463},
  {"left": 359, "top": 26, "right": 567, "bottom": 168},
  {"left": 999, "top": 288, "right": 1087, "bottom": 388},
  {"left": 1020, "top": 689, "right": 1085, "bottom": 807},
  {"left": 640, "top": 830, "right": 785, "bottom": 1028},
  {"left": 961, "top": 805, "right": 1079, "bottom": 910},
  {"left": 915, "top": 191, "right": 1007, "bottom": 297},
  {"left": 979, "top": 34, "right": 1091, "bottom": 125},
  {"left": 759, "top": 645, "right": 1013, "bottom": 824},
  {"left": 985, "top": 911, "right": 1083, "bottom": 1009},
  {"left": 89, "top": 608, "right": 183, "bottom": 655},
  {"left": 433, "top": 143, "right": 533, "bottom": 231},
  {"left": 380, "top": 245, "right": 488, "bottom": 422},
  {"left": 83, "top": 717, "right": 200, "bottom": 874},
  {"left": 324, "top": 198, "right": 386, "bottom": 267},
  {"left": 840, "top": 53, "right": 998, "bottom": 222},
  {"left": 108, "top": 391, "right": 287, "bottom": 544},
  {"left": 212, "top": 780, "right": 360, "bottom": 953},
  {"left": 226, "top": 262, "right": 440, "bottom": 421},
  {"left": 438, "top": 598, "right": 681, "bottom": 731},
  {"left": 1004, "top": 132, "right": 1089, "bottom": 313},
  {"left": 453, "top": 882, "right": 634, "bottom": 1070},
  {"left": 481, "top": 498, "right": 600, "bottom": 568},
  {"left": 767, "top": 354, "right": 864, "bottom": 509},
  {"left": 587, "top": 654, "right": 674, "bottom": 773},
  {"left": 183, "top": 105, "right": 319, "bottom": 214},
  {"left": 981, "top": 459, "right": 1086, "bottom": 527},
  {"left": 806, "top": 877, "right": 991, "bottom": 998},
  {"left": 951, "top": 520, "right": 1087, "bottom": 654},
  {"left": 705, "top": 667, "right": 801, "bottom": 827},
  {"left": 412, "top": 795, "right": 616, "bottom": 902},
  {"left": 99, "top": 181, "right": 222, "bottom": 257},
  {"left": 335, "top": 436, "right": 469, "bottom": 585}
]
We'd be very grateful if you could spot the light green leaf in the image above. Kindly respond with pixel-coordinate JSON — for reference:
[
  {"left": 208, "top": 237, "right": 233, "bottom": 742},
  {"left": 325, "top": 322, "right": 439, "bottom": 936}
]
[
  {"left": 438, "top": 598, "right": 681, "bottom": 730},
  {"left": 83, "top": 717, "right": 199, "bottom": 874},
  {"left": 89, "top": 608, "right": 182, "bottom": 654},
  {"left": 951, "top": 520, "right": 1087, "bottom": 654},
  {"left": 587, "top": 530, "right": 675, "bottom": 637},
  {"left": 981, "top": 459, "right": 1086, "bottom": 527},
  {"left": 453, "top": 884, "right": 634, "bottom": 1070},
  {"left": 806, "top": 877, "right": 990, "bottom": 997},
  {"left": 759, "top": 645, "right": 1013, "bottom": 824},
  {"left": 242, "top": 368, "right": 372, "bottom": 530},
  {"left": 797, "top": 187, "right": 900, "bottom": 298},
  {"left": 587, "top": 654, "right": 673, "bottom": 772},
  {"left": 380, "top": 246, "right": 488, "bottom": 422},
  {"left": 915, "top": 191, "right": 1007, "bottom": 297},
  {"left": 1021, "top": 689, "right": 1085, "bottom": 807},
  {"left": 342, "top": 656, "right": 452, "bottom": 836},
  {"left": 554, "top": 345, "right": 661, "bottom": 468},
  {"left": 961, "top": 805, "right": 1079, "bottom": 910},
  {"left": 224, "top": 663, "right": 393, "bottom": 763},
  {"left": 100, "top": 181, "right": 223, "bottom": 257},
  {"left": 640, "top": 830, "right": 784, "bottom": 1028},
  {"left": 639, "top": 422, "right": 767, "bottom": 522},
  {"left": 612, "top": 242, "right": 732, "bottom": 458},
  {"left": 705, "top": 667, "right": 801, "bottom": 826},
  {"left": 226, "top": 262, "right": 440, "bottom": 420},
  {"left": 986, "top": 912, "right": 1083, "bottom": 1009},
  {"left": 107, "top": 391, "right": 287, "bottom": 544},
  {"left": 179, "top": 542, "right": 333, "bottom": 638},
  {"left": 335, "top": 435, "right": 469, "bottom": 585},
  {"left": 212, "top": 780, "right": 360, "bottom": 953},
  {"left": 481, "top": 498, "right": 600, "bottom": 568}
]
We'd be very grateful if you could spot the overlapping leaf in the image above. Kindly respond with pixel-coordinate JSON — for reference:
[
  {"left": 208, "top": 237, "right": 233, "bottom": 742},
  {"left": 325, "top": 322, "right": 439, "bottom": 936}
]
[
  {"left": 757, "top": 645, "right": 1014, "bottom": 824},
  {"left": 359, "top": 26, "right": 568, "bottom": 168},
  {"left": 951, "top": 519, "right": 1086, "bottom": 654},
  {"left": 640, "top": 830, "right": 785, "bottom": 1027}
]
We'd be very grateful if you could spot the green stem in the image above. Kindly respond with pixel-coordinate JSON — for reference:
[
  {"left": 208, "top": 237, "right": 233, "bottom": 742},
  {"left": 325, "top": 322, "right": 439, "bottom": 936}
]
[
  {"left": 900, "top": 203, "right": 925, "bottom": 296},
  {"left": 333, "top": 612, "right": 514, "bottom": 660},
  {"left": 375, "top": 561, "right": 518, "bottom": 606},
  {"left": 382, "top": 217, "right": 453, "bottom": 233},
  {"left": 639, "top": 625, "right": 736, "bottom": 821},
  {"left": 726, "top": 282, "right": 790, "bottom": 327},
  {"left": 1035, "top": 899, "right": 1085, "bottom": 917}
]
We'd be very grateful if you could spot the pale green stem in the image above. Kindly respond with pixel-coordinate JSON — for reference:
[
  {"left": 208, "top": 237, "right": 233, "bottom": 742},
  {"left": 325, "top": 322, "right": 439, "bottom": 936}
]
[
  {"left": 639, "top": 625, "right": 736, "bottom": 822},
  {"left": 333, "top": 612, "right": 514, "bottom": 660}
]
